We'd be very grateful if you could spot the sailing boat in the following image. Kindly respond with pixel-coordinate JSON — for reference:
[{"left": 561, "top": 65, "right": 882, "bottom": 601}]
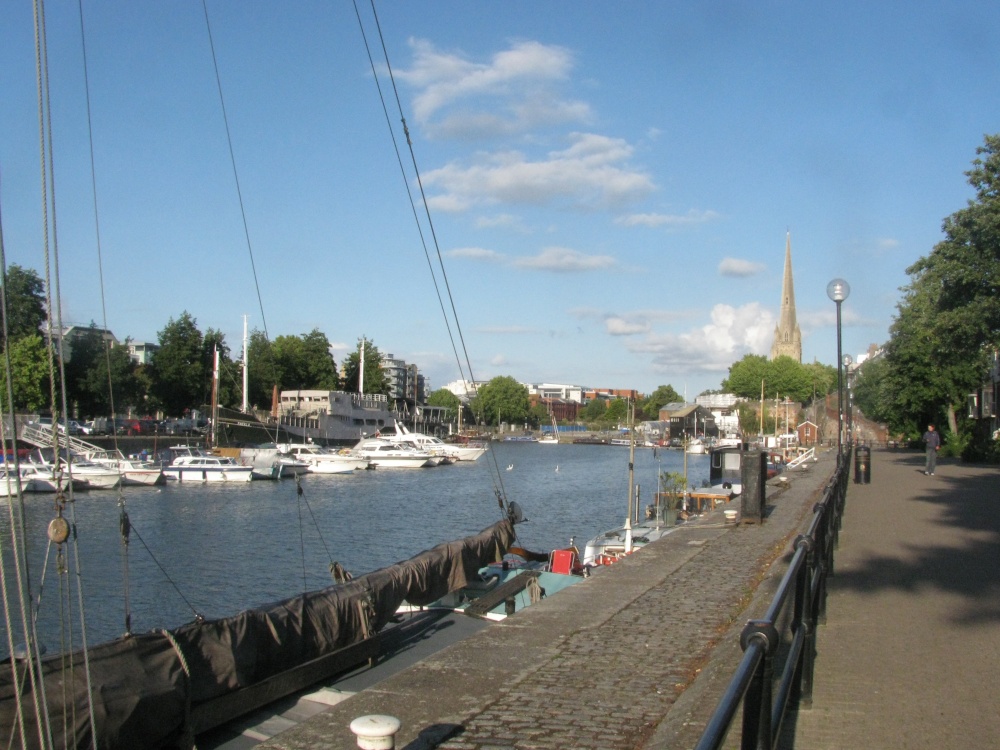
[
  {"left": 582, "top": 401, "right": 678, "bottom": 566},
  {"left": 538, "top": 410, "right": 559, "bottom": 444}
]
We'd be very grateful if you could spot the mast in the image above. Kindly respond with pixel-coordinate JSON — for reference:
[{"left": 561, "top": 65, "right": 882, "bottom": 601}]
[
  {"left": 211, "top": 345, "right": 220, "bottom": 447},
  {"left": 624, "top": 399, "right": 635, "bottom": 554},
  {"left": 359, "top": 337, "right": 365, "bottom": 396},
  {"left": 242, "top": 314, "right": 249, "bottom": 413}
]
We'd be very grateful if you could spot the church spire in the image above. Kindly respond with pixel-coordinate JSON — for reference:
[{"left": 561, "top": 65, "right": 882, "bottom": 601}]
[{"left": 770, "top": 232, "right": 802, "bottom": 362}]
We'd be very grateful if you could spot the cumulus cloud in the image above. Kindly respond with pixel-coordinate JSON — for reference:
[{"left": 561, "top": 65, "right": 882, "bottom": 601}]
[
  {"left": 626, "top": 302, "right": 776, "bottom": 376},
  {"left": 513, "top": 246, "right": 616, "bottom": 272},
  {"left": 718, "top": 257, "right": 766, "bottom": 277},
  {"left": 422, "top": 133, "right": 654, "bottom": 212},
  {"left": 396, "top": 39, "right": 590, "bottom": 137},
  {"left": 617, "top": 209, "right": 720, "bottom": 228}
]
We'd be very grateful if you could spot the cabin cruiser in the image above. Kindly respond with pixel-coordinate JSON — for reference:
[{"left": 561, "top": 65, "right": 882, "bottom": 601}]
[
  {"left": 28, "top": 449, "right": 121, "bottom": 490},
  {"left": 350, "top": 438, "right": 436, "bottom": 468},
  {"left": 275, "top": 443, "right": 370, "bottom": 473},
  {"left": 387, "top": 423, "right": 487, "bottom": 462},
  {"left": 162, "top": 446, "right": 253, "bottom": 483},
  {"left": 82, "top": 448, "right": 165, "bottom": 486},
  {"left": 0, "top": 464, "right": 77, "bottom": 496}
]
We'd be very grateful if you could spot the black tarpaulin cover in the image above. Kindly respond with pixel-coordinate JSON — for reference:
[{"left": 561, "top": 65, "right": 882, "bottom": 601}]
[{"left": 0, "top": 518, "right": 515, "bottom": 749}]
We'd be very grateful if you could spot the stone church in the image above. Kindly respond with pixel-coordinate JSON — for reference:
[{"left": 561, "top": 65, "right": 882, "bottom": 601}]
[{"left": 770, "top": 232, "right": 802, "bottom": 362}]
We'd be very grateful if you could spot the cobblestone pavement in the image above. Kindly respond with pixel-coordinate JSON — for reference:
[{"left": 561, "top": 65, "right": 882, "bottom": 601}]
[{"left": 258, "top": 451, "right": 837, "bottom": 750}]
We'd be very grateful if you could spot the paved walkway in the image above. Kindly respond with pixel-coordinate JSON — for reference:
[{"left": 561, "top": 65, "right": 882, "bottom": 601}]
[{"left": 783, "top": 448, "right": 1000, "bottom": 749}]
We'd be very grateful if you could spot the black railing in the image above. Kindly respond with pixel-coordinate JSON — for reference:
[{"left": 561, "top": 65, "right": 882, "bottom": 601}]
[{"left": 695, "top": 447, "right": 851, "bottom": 750}]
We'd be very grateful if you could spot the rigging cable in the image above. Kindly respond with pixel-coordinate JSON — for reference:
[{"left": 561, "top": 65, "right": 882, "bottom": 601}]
[
  {"left": 0, "top": 169, "right": 47, "bottom": 750},
  {"left": 351, "top": 0, "right": 514, "bottom": 514}
]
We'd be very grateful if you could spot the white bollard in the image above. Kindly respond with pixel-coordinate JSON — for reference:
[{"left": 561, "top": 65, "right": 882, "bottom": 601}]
[{"left": 350, "top": 714, "right": 401, "bottom": 750}]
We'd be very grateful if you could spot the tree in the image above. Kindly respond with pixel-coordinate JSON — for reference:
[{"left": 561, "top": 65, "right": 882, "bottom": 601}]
[
  {"left": 342, "top": 338, "right": 388, "bottom": 396},
  {"left": 604, "top": 397, "right": 629, "bottom": 426},
  {"left": 151, "top": 312, "right": 206, "bottom": 415},
  {"left": 1, "top": 265, "right": 47, "bottom": 347},
  {"left": 0, "top": 335, "right": 50, "bottom": 412},
  {"left": 427, "top": 388, "right": 461, "bottom": 425},
  {"left": 246, "top": 329, "right": 278, "bottom": 410},
  {"left": 470, "top": 376, "right": 530, "bottom": 426},
  {"left": 579, "top": 397, "right": 608, "bottom": 422},
  {"left": 62, "top": 324, "right": 107, "bottom": 417},
  {"left": 641, "top": 385, "right": 683, "bottom": 417},
  {"left": 850, "top": 354, "right": 895, "bottom": 429},
  {"left": 81, "top": 343, "right": 141, "bottom": 416},
  {"left": 722, "top": 355, "right": 769, "bottom": 400},
  {"left": 272, "top": 330, "right": 339, "bottom": 392}
]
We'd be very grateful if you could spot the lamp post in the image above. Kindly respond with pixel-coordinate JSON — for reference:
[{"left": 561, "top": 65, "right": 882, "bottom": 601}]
[
  {"left": 843, "top": 354, "right": 854, "bottom": 445},
  {"left": 827, "top": 279, "right": 850, "bottom": 460}
]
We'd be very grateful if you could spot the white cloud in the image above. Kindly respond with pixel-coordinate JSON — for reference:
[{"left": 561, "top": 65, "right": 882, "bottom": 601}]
[
  {"left": 617, "top": 209, "right": 720, "bottom": 228},
  {"left": 397, "top": 39, "right": 590, "bottom": 137},
  {"left": 446, "top": 246, "right": 504, "bottom": 262},
  {"left": 514, "top": 246, "right": 616, "bottom": 272},
  {"left": 718, "top": 257, "right": 766, "bottom": 277},
  {"left": 422, "top": 133, "right": 654, "bottom": 212},
  {"left": 627, "top": 302, "right": 776, "bottom": 376}
]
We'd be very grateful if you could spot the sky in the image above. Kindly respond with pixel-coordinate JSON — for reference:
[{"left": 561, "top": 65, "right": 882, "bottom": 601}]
[{"left": 1, "top": 1, "right": 998, "bottom": 399}]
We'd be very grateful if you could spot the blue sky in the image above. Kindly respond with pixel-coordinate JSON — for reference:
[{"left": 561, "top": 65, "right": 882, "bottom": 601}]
[{"left": 1, "top": 2, "right": 997, "bottom": 398}]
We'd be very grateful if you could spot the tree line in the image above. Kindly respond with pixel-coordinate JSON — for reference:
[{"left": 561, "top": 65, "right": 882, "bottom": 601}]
[
  {"left": 852, "top": 134, "right": 1000, "bottom": 461},
  {"left": 0, "top": 272, "right": 393, "bottom": 420}
]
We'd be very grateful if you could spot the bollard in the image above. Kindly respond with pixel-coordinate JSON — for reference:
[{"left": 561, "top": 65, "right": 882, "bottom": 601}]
[
  {"left": 350, "top": 715, "right": 401, "bottom": 750},
  {"left": 739, "top": 450, "right": 767, "bottom": 524},
  {"left": 854, "top": 445, "right": 871, "bottom": 484}
]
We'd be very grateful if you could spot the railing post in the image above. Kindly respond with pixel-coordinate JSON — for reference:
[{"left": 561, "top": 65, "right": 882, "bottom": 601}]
[
  {"left": 795, "top": 534, "right": 818, "bottom": 707},
  {"left": 739, "top": 621, "right": 779, "bottom": 750}
]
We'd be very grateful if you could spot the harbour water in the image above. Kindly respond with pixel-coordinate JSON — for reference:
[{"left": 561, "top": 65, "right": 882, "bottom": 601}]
[{"left": 1, "top": 442, "right": 709, "bottom": 657}]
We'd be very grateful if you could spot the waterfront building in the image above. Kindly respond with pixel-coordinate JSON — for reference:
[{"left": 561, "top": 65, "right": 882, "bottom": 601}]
[{"left": 770, "top": 232, "right": 802, "bottom": 362}]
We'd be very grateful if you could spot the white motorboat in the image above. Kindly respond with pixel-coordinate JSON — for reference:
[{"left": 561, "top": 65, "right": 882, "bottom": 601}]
[
  {"left": 29, "top": 451, "right": 121, "bottom": 490},
  {"left": 275, "top": 443, "right": 368, "bottom": 474},
  {"left": 388, "top": 423, "right": 487, "bottom": 462},
  {"left": 350, "top": 438, "right": 435, "bottom": 468},
  {"left": 0, "top": 465, "right": 74, "bottom": 496},
  {"left": 83, "top": 448, "right": 165, "bottom": 486},
  {"left": 162, "top": 447, "right": 253, "bottom": 483},
  {"left": 685, "top": 438, "right": 707, "bottom": 454}
]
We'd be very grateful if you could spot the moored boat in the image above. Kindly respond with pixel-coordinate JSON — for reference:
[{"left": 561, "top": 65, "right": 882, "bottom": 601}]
[
  {"left": 351, "top": 438, "right": 436, "bottom": 468},
  {"left": 276, "top": 443, "right": 369, "bottom": 473},
  {"left": 162, "top": 446, "right": 254, "bottom": 483}
]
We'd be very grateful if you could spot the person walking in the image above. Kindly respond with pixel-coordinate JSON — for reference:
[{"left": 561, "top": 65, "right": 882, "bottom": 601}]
[{"left": 923, "top": 424, "right": 941, "bottom": 475}]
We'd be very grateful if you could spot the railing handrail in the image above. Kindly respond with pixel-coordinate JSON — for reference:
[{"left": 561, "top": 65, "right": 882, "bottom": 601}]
[{"left": 694, "top": 445, "right": 851, "bottom": 750}]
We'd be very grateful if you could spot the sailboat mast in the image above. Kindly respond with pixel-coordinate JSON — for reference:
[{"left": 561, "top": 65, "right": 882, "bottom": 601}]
[
  {"left": 242, "top": 314, "right": 249, "bottom": 413},
  {"left": 211, "top": 345, "right": 220, "bottom": 447},
  {"left": 359, "top": 337, "right": 365, "bottom": 396},
  {"left": 624, "top": 399, "right": 635, "bottom": 554}
]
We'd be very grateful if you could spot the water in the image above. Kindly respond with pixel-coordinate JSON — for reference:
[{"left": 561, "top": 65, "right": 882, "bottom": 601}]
[{"left": 0, "top": 443, "right": 708, "bottom": 656}]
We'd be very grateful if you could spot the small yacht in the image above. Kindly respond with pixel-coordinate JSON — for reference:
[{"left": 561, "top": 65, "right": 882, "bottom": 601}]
[
  {"left": 162, "top": 446, "right": 253, "bottom": 483},
  {"left": 350, "top": 438, "right": 435, "bottom": 468}
]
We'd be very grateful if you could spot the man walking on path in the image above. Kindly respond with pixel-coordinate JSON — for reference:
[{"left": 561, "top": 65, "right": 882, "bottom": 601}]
[{"left": 923, "top": 424, "right": 940, "bottom": 474}]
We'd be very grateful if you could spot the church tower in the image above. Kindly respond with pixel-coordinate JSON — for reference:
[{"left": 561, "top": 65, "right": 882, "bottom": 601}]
[{"left": 770, "top": 232, "right": 802, "bottom": 362}]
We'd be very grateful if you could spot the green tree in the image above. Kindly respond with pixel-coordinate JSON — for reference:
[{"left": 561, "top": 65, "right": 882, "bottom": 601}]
[
  {"left": 62, "top": 324, "right": 107, "bottom": 417},
  {"left": 604, "top": 397, "right": 629, "bottom": 426},
  {"left": 151, "top": 312, "right": 206, "bottom": 416},
  {"left": 1, "top": 265, "right": 47, "bottom": 347},
  {"left": 722, "top": 355, "right": 769, "bottom": 399},
  {"left": 528, "top": 402, "right": 551, "bottom": 428},
  {"left": 246, "top": 329, "right": 278, "bottom": 410},
  {"left": 427, "top": 388, "right": 460, "bottom": 417},
  {"left": 0, "top": 334, "right": 50, "bottom": 412},
  {"left": 470, "top": 376, "right": 530, "bottom": 426},
  {"left": 81, "top": 343, "right": 141, "bottom": 416},
  {"left": 579, "top": 397, "right": 607, "bottom": 422},
  {"left": 850, "top": 354, "right": 895, "bottom": 428},
  {"left": 768, "top": 356, "right": 814, "bottom": 403},
  {"left": 273, "top": 330, "right": 339, "bottom": 391},
  {"left": 342, "top": 338, "right": 388, "bottom": 396},
  {"left": 641, "top": 385, "right": 683, "bottom": 418}
]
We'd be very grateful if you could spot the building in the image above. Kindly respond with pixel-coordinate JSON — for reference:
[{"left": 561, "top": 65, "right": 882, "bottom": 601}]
[
  {"left": 770, "top": 232, "right": 802, "bottom": 362},
  {"left": 127, "top": 340, "right": 159, "bottom": 365},
  {"left": 657, "top": 402, "right": 716, "bottom": 440},
  {"left": 57, "top": 325, "right": 118, "bottom": 362},
  {"left": 525, "top": 383, "right": 585, "bottom": 403}
]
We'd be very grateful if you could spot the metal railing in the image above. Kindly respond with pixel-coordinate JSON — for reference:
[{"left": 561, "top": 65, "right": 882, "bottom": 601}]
[{"left": 695, "top": 447, "right": 850, "bottom": 750}]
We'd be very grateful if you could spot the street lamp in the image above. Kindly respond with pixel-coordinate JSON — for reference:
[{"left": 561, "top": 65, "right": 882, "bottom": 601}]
[{"left": 827, "top": 279, "right": 850, "bottom": 460}]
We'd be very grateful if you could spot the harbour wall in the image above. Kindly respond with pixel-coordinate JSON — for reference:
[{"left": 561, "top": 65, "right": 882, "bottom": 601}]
[{"left": 256, "top": 449, "right": 838, "bottom": 750}]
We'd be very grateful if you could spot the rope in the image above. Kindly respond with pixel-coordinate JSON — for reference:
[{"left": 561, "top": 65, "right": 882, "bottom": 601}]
[{"left": 351, "top": 1, "right": 515, "bottom": 525}]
